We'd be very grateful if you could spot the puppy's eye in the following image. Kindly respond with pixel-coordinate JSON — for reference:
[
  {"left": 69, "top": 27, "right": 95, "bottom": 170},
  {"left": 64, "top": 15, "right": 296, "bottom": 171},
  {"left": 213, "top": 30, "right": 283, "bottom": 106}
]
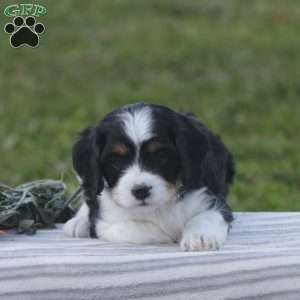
[
  {"left": 109, "top": 153, "right": 126, "bottom": 163},
  {"left": 107, "top": 152, "right": 128, "bottom": 169},
  {"left": 156, "top": 148, "right": 168, "bottom": 155}
]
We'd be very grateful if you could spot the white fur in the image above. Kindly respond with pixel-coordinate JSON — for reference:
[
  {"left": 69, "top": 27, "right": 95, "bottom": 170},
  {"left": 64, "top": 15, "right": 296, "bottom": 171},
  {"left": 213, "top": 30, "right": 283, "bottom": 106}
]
[
  {"left": 63, "top": 203, "right": 90, "bottom": 238},
  {"left": 64, "top": 105, "right": 229, "bottom": 250},
  {"left": 180, "top": 210, "right": 228, "bottom": 251},
  {"left": 121, "top": 106, "right": 152, "bottom": 145},
  {"left": 64, "top": 188, "right": 229, "bottom": 251},
  {"left": 111, "top": 164, "right": 176, "bottom": 208}
]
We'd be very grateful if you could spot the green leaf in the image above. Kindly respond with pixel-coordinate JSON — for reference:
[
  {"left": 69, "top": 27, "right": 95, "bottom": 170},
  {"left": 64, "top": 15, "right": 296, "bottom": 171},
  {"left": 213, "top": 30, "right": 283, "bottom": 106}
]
[
  {"left": 17, "top": 219, "right": 35, "bottom": 234},
  {"left": 0, "top": 179, "right": 80, "bottom": 234}
]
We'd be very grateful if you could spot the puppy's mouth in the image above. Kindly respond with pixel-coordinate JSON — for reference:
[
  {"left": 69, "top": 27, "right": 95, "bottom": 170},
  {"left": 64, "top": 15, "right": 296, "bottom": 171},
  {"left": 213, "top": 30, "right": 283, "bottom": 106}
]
[{"left": 139, "top": 200, "right": 149, "bottom": 206}]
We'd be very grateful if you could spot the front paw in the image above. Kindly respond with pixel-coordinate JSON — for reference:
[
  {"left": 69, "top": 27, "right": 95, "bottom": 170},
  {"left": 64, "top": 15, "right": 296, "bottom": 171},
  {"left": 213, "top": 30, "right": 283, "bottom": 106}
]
[
  {"left": 64, "top": 217, "right": 90, "bottom": 238},
  {"left": 180, "top": 232, "right": 224, "bottom": 251}
]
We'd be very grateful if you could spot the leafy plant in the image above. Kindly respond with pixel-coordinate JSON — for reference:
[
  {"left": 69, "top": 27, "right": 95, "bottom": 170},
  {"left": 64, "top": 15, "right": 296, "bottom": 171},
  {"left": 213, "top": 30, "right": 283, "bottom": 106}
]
[{"left": 0, "top": 180, "right": 82, "bottom": 234}]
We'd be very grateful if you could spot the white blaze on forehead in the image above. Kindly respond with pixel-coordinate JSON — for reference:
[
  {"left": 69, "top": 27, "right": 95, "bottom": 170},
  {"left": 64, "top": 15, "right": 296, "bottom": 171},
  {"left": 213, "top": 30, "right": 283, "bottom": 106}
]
[{"left": 121, "top": 106, "right": 153, "bottom": 145}]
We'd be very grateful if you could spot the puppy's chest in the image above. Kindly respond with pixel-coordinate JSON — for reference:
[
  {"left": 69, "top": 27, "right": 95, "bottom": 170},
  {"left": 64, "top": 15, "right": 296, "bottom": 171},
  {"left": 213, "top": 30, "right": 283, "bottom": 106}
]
[{"left": 99, "top": 200, "right": 182, "bottom": 242}]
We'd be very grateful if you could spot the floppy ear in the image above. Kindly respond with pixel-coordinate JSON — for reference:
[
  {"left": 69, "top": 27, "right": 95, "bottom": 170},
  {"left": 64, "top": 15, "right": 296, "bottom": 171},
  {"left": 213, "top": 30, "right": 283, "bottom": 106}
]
[
  {"left": 175, "top": 114, "right": 231, "bottom": 197},
  {"left": 72, "top": 126, "right": 104, "bottom": 237}
]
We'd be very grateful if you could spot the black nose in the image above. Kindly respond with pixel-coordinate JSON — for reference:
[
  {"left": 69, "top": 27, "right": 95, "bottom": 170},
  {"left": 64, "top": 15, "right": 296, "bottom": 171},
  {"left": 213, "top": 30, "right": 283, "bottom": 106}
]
[{"left": 132, "top": 185, "right": 152, "bottom": 201}]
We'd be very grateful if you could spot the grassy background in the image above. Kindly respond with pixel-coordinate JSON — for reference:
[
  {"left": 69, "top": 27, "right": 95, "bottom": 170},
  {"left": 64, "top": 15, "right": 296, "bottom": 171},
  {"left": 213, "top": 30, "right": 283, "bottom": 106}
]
[{"left": 1, "top": 0, "right": 299, "bottom": 211}]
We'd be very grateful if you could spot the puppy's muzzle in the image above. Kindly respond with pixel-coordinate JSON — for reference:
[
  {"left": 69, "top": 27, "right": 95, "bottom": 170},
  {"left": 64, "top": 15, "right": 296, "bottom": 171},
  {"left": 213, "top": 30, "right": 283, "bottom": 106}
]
[{"left": 131, "top": 184, "right": 152, "bottom": 202}]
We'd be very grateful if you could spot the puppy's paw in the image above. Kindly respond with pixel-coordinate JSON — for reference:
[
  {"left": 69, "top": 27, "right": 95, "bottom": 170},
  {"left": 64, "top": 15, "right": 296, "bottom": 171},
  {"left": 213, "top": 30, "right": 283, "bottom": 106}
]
[
  {"left": 180, "top": 210, "right": 229, "bottom": 252},
  {"left": 180, "top": 233, "right": 221, "bottom": 251},
  {"left": 64, "top": 217, "right": 90, "bottom": 238}
]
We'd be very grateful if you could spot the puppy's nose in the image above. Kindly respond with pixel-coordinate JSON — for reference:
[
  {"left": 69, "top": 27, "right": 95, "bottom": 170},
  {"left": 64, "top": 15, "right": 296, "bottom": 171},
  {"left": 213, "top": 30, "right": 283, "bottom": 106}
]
[{"left": 132, "top": 185, "right": 152, "bottom": 201}]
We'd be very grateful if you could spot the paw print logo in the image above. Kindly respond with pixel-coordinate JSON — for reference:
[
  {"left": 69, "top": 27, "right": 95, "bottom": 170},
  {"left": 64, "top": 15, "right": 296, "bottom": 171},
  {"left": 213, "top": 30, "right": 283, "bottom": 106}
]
[{"left": 4, "top": 16, "right": 45, "bottom": 48}]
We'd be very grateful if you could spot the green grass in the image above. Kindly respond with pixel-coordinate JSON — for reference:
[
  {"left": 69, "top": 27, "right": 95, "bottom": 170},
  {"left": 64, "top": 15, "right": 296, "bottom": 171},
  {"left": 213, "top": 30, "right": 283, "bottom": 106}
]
[{"left": 1, "top": 0, "right": 299, "bottom": 211}]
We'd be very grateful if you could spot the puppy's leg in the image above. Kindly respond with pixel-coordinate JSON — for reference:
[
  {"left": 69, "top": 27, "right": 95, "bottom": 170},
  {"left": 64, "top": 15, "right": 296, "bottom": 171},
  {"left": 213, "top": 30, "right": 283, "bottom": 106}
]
[
  {"left": 63, "top": 203, "right": 90, "bottom": 238},
  {"left": 180, "top": 209, "right": 229, "bottom": 251},
  {"left": 97, "top": 221, "right": 174, "bottom": 244}
]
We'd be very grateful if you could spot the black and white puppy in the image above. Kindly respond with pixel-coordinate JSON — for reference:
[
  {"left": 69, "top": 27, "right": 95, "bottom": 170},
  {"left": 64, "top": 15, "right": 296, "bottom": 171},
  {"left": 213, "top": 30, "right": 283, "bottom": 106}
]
[{"left": 64, "top": 103, "right": 234, "bottom": 251}]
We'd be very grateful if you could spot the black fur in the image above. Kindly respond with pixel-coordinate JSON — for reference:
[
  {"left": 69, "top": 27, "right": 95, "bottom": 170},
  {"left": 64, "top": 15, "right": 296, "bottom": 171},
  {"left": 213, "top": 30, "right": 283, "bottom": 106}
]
[
  {"left": 72, "top": 103, "right": 235, "bottom": 233},
  {"left": 72, "top": 127, "right": 103, "bottom": 237}
]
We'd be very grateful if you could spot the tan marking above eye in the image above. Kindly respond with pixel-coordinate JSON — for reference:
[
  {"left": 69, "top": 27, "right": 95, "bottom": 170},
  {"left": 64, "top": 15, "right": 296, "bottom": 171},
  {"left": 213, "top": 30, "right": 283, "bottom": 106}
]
[
  {"left": 111, "top": 143, "right": 128, "bottom": 156},
  {"left": 147, "top": 140, "right": 162, "bottom": 153}
]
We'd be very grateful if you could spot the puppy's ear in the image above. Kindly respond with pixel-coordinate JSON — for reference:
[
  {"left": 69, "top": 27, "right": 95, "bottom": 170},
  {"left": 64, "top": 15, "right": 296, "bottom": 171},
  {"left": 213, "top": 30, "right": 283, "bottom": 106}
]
[
  {"left": 175, "top": 114, "right": 231, "bottom": 196},
  {"left": 72, "top": 126, "right": 104, "bottom": 237}
]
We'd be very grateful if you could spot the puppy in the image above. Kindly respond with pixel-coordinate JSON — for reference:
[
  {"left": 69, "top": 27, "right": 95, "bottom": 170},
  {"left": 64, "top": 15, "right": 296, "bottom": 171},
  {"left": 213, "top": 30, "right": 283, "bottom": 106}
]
[{"left": 64, "top": 103, "right": 234, "bottom": 251}]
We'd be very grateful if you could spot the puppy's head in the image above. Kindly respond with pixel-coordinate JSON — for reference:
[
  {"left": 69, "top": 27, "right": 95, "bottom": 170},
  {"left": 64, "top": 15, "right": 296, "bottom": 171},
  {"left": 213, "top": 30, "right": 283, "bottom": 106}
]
[{"left": 73, "top": 103, "right": 233, "bottom": 210}]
